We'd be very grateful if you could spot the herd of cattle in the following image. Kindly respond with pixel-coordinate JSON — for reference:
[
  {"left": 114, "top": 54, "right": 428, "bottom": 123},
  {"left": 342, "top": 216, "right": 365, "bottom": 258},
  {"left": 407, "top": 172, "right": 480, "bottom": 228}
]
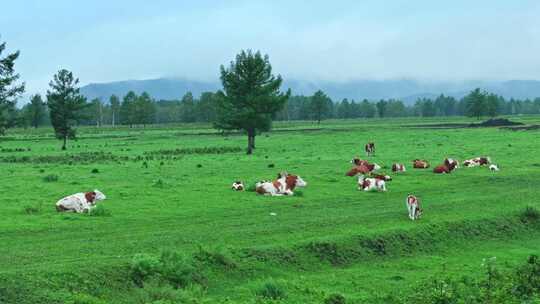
[
  {"left": 232, "top": 142, "right": 499, "bottom": 220},
  {"left": 55, "top": 142, "right": 499, "bottom": 221}
]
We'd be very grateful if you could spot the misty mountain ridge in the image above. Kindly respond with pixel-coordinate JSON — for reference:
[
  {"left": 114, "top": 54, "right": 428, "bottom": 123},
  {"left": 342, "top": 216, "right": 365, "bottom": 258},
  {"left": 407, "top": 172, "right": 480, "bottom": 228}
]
[{"left": 79, "top": 78, "right": 540, "bottom": 105}]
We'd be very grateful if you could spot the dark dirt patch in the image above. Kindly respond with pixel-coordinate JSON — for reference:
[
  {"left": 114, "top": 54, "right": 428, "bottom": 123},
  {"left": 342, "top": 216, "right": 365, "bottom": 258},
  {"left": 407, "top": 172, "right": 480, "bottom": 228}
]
[
  {"left": 406, "top": 118, "right": 524, "bottom": 129},
  {"left": 472, "top": 118, "right": 524, "bottom": 127},
  {"left": 502, "top": 125, "right": 540, "bottom": 131}
]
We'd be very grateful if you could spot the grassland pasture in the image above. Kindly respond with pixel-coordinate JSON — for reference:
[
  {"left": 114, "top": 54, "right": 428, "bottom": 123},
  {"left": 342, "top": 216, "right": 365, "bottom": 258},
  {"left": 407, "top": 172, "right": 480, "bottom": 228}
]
[{"left": 1, "top": 116, "right": 539, "bottom": 303}]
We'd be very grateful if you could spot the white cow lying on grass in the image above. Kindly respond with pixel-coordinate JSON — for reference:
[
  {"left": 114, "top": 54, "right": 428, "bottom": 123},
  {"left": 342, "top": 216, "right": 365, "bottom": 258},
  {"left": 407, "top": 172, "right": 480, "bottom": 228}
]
[
  {"left": 255, "top": 172, "right": 307, "bottom": 196},
  {"left": 357, "top": 175, "right": 387, "bottom": 192},
  {"left": 56, "top": 190, "right": 106, "bottom": 213}
]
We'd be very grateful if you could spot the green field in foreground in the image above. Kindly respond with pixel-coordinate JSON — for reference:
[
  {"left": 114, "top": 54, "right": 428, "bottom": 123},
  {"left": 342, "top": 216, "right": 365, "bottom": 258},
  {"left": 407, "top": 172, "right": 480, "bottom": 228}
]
[{"left": 0, "top": 116, "right": 539, "bottom": 303}]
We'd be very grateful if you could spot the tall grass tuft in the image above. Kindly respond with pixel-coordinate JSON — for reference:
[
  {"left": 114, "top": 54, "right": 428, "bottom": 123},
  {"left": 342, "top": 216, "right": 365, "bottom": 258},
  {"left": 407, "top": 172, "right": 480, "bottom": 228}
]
[
  {"left": 43, "top": 174, "right": 59, "bottom": 182},
  {"left": 86, "top": 205, "right": 112, "bottom": 217},
  {"left": 255, "top": 280, "right": 287, "bottom": 300},
  {"left": 129, "top": 251, "right": 207, "bottom": 289},
  {"left": 520, "top": 206, "right": 540, "bottom": 223},
  {"left": 325, "top": 293, "right": 347, "bottom": 304}
]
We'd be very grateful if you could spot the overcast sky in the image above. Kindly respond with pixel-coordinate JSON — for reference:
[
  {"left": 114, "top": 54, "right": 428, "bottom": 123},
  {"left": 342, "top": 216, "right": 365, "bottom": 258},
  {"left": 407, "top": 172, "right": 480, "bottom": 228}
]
[{"left": 2, "top": 0, "right": 540, "bottom": 94}]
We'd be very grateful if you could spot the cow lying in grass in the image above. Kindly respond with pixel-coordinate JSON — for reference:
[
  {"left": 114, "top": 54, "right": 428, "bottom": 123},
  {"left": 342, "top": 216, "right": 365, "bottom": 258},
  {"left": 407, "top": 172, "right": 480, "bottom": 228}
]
[
  {"left": 433, "top": 159, "right": 458, "bottom": 174},
  {"left": 347, "top": 158, "right": 381, "bottom": 176},
  {"left": 489, "top": 164, "right": 500, "bottom": 171},
  {"left": 56, "top": 190, "right": 106, "bottom": 213},
  {"left": 413, "top": 159, "right": 430, "bottom": 169},
  {"left": 444, "top": 158, "right": 459, "bottom": 169},
  {"left": 357, "top": 175, "right": 387, "bottom": 192},
  {"left": 392, "top": 163, "right": 406, "bottom": 172},
  {"left": 231, "top": 181, "right": 245, "bottom": 191},
  {"left": 372, "top": 173, "right": 392, "bottom": 181},
  {"left": 406, "top": 194, "right": 422, "bottom": 220},
  {"left": 255, "top": 172, "right": 307, "bottom": 196},
  {"left": 463, "top": 157, "right": 491, "bottom": 167}
]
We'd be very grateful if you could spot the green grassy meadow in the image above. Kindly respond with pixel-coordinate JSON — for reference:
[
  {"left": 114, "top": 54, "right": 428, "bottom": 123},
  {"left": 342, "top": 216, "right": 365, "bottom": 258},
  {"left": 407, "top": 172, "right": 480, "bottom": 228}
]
[{"left": 1, "top": 116, "right": 539, "bottom": 303}]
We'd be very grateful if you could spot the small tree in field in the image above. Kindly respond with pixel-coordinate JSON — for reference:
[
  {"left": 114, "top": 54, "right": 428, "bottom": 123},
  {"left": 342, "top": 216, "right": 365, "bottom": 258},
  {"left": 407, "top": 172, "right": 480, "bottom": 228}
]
[
  {"left": 215, "top": 50, "right": 290, "bottom": 154},
  {"left": 26, "top": 94, "right": 46, "bottom": 128},
  {"left": 109, "top": 94, "right": 120, "bottom": 127},
  {"left": 465, "top": 88, "right": 486, "bottom": 120},
  {"left": 310, "top": 90, "right": 331, "bottom": 124},
  {"left": 485, "top": 93, "right": 500, "bottom": 118},
  {"left": 47, "top": 69, "right": 88, "bottom": 150},
  {"left": 0, "top": 39, "right": 25, "bottom": 135}
]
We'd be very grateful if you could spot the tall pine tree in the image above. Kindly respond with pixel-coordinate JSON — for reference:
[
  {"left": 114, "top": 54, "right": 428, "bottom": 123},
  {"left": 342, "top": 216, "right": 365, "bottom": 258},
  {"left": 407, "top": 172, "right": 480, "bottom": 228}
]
[
  {"left": 47, "top": 69, "right": 88, "bottom": 150},
  {"left": 310, "top": 90, "right": 331, "bottom": 124},
  {"left": 27, "top": 94, "right": 46, "bottom": 128},
  {"left": 215, "top": 50, "right": 290, "bottom": 154},
  {"left": 109, "top": 94, "right": 120, "bottom": 127},
  {"left": 0, "top": 39, "right": 25, "bottom": 135},
  {"left": 465, "top": 88, "right": 486, "bottom": 120}
]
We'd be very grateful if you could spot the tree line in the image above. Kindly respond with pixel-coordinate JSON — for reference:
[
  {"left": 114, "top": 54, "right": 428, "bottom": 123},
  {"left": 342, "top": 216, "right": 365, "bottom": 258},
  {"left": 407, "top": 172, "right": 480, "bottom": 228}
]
[
  {"left": 2, "top": 35, "right": 540, "bottom": 152},
  {"left": 12, "top": 87, "right": 540, "bottom": 131}
]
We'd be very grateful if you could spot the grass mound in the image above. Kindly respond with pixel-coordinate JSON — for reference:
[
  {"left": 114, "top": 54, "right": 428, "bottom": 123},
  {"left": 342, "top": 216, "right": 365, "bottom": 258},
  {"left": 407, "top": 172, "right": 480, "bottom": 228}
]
[{"left": 471, "top": 118, "right": 523, "bottom": 127}]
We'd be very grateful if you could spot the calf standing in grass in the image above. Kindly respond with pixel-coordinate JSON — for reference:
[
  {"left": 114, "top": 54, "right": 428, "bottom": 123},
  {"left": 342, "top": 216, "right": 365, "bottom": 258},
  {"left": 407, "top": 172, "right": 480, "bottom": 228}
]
[
  {"left": 255, "top": 172, "right": 307, "bottom": 196},
  {"left": 406, "top": 194, "right": 422, "bottom": 220},
  {"left": 56, "top": 190, "right": 106, "bottom": 213},
  {"left": 365, "top": 142, "right": 375, "bottom": 157}
]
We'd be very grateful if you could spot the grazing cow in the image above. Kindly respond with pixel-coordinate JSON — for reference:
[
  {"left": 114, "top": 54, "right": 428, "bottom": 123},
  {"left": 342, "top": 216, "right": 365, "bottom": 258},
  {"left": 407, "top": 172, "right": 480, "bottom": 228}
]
[
  {"left": 489, "top": 164, "right": 500, "bottom": 171},
  {"left": 406, "top": 194, "right": 422, "bottom": 220},
  {"left": 365, "top": 142, "right": 375, "bottom": 157},
  {"left": 255, "top": 172, "right": 307, "bottom": 196},
  {"left": 357, "top": 175, "right": 387, "bottom": 192},
  {"left": 231, "top": 181, "right": 245, "bottom": 191},
  {"left": 463, "top": 157, "right": 491, "bottom": 167},
  {"left": 413, "top": 159, "right": 430, "bottom": 169},
  {"left": 392, "top": 163, "right": 406, "bottom": 172},
  {"left": 56, "top": 190, "right": 106, "bottom": 213},
  {"left": 372, "top": 173, "right": 392, "bottom": 181}
]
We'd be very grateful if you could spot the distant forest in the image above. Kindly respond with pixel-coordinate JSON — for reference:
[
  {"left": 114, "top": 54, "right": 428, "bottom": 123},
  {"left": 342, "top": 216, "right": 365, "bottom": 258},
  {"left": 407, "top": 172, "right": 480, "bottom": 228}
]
[{"left": 15, "top": 88, "right": 540, "bottom": 128}]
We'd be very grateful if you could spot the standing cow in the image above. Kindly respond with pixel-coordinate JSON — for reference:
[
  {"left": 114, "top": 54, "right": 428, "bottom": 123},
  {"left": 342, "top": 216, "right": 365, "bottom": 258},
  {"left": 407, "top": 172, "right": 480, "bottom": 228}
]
[
  {"left": 406, "top": 194, "right": 422, "bottom": 220},
  {"left": 56, "top": 190, "right": 106, "bottom": 213},
  {"left": 365, "top": 142, "right": 375, "bottom": 157}
]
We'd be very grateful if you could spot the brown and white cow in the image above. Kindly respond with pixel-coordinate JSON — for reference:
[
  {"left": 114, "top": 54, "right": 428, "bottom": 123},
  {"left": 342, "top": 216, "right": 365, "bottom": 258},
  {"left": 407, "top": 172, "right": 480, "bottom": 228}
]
[
  {"left": 365, "top": 142, "right": 375, "bottom": 157},
  {"left": 463, "top": 157, "right": 491, "bottom": 167},
  {"left": 56, "top": 190, "right": 106, "bottom": 213},
  {"left": 392, "top": 163, "right": 406, "bottom": 172},
  {"left": 444, "top": 158, "right": 459, "bottom": 170},
  {"left": 255, "top": 172, "right": 307, "bottom": 196},
  {"left": 406, "top": 194, "right": 422, "bottom": 220},
  {"left": 433, "top": 164, "right": 451, "bottom": 174},
  {"left": 357, "top": 175, "right": 387, "bottom": 192},
  {"left": 372, "top": 173, "right": 392, "bottom": 181},
  {"left": 413, "top": 159, "right": 430, "bottom": 169},
  {"left": 231, "top": 181, "right": 245, "bottom": 191},
  {"left": 346, "top": 161, "right": 382, "bottom": 176},
  {"left": 433, "top": 160, "right": 457, "bottom": 174}
]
